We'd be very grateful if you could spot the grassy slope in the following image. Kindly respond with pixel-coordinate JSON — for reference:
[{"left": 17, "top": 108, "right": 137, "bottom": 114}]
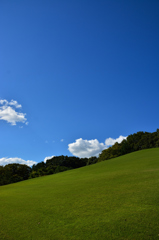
[{"left": 0, "top": 148, "right": 159, "bottom": 240}]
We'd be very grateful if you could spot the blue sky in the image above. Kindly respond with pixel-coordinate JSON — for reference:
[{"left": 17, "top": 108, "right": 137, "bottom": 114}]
[{"left": 0, "top": 0, "right": 159, "bottom": 166}]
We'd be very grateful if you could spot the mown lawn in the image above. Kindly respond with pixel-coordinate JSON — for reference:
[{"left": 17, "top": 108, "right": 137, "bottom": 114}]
[{"left": 0, "top": 148, "right": 159, "bottom": 240}]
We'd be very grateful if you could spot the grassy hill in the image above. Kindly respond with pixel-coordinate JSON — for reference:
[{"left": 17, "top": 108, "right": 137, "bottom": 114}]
[{"left": 0, "top": 148, "right": 159, "bottom": 240}]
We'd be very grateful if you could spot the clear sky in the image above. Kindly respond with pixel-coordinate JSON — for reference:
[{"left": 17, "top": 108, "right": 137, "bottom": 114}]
[{"left": 0, "top": 0, "right": 159, "bottom": 166}]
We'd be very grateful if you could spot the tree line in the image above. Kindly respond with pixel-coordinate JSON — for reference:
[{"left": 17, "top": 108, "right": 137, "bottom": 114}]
[
  {"left": 0, "top": 164, "right": 31, "bottom": 186},
  {"left": 0, "top": 129, "right": 159, "bottom": 186},
  {"left": 0, "top": 156, "right": 97, "bottom": 186},
  {"left": 98, "top": 129, "right": 159, "bottom": 161}
]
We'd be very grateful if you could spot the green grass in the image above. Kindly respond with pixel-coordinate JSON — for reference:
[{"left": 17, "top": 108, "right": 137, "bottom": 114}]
[{"left": 0, "top": 148, "right": 159, "bottom": 240}]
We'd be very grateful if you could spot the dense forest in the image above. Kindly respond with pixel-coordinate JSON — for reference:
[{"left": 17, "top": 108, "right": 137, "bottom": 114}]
[{"left": 0, "top": 129, "right": 159, "bottom": 186}]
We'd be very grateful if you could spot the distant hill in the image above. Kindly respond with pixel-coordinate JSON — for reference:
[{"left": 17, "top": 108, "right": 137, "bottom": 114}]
[
  {"left": 0, "top": 148, "right": 159, "bottom": 240},
  {"left": 0, "top": 129, "right": 159, "bottom": 186}
]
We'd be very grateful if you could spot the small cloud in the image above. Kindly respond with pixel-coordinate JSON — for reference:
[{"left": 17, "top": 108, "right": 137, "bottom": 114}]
[
  {"left": 0, "top": 99, "right": 27, "bottom": 125},
  {"left": 0, "top": 157, "right": 37, "bottom": 167},
  {"left": 61, "top": 139, "right": 64, "bottom": 142},
  {"left": 45, "top": 140, "right": 48, "bottom": 144},
  {"left": 9, "top": 100, "right": 22, "bottom": 108},
  {"left": 68, "top": 138, "right": 106, "bottom": 158},
  {"left": 0, "top": 99, "right": 8, "bottom": 105},
  {"left": 44, "top": 156, "right": 55, "bottom": 163},
  {"left": 105, "top": 135, "right": 127, "bottom": 146}
]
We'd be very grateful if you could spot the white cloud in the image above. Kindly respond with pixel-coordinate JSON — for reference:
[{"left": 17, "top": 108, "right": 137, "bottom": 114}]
[
  {"left": 0, "top": 99, "right": 27, "bottom": 125},
  {"left": 0, "top": 99, "right": 22, "bottom": 108},
  {"left": 61, "top": 139, "right": 64, "bottom": 142},
  {"left": 0, "top": 157, "right": 37, "bottom": 167},
  {"left": 68, "top": 138, "right": 106, "bottom": 158},
  {"left": 105, "top": 135, "right": 127, "bottom": 146},
  {"left": 9, "top": 100, "right": 22, "bottom": 108},
  {"left": 0, "top": 106, "right": 26, "bottom": 125},
  {"left": 68, "top": 135, "right": 127, "bottom": 158},
  {"left": 44, "top": 156, "right": 55, "bottom": 163},
  {"left": 0, "top": 99, "right": 8, "bottom": 105}
]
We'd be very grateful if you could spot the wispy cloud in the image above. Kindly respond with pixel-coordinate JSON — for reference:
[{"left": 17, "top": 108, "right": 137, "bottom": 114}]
[
  {"left": 0, "top": 99, "right": 27, "bottom": 125},
  {"left": 9, "top": 100, "right": 22, "bottom": 108},
  {"left": 0, "top": 157, "right": 37, "bottom": 167},
  {"left": 68, "top": 135, "right": 127, "bottom": 158},
  {"left": 105, "top": 135, "right": 127, "bottom": 146},
  {"left": 61, "top": 139, "right": 64, "bottom": 142},
  {"left": 44, "top": 156, "right": 55, "bottom": 163}
]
